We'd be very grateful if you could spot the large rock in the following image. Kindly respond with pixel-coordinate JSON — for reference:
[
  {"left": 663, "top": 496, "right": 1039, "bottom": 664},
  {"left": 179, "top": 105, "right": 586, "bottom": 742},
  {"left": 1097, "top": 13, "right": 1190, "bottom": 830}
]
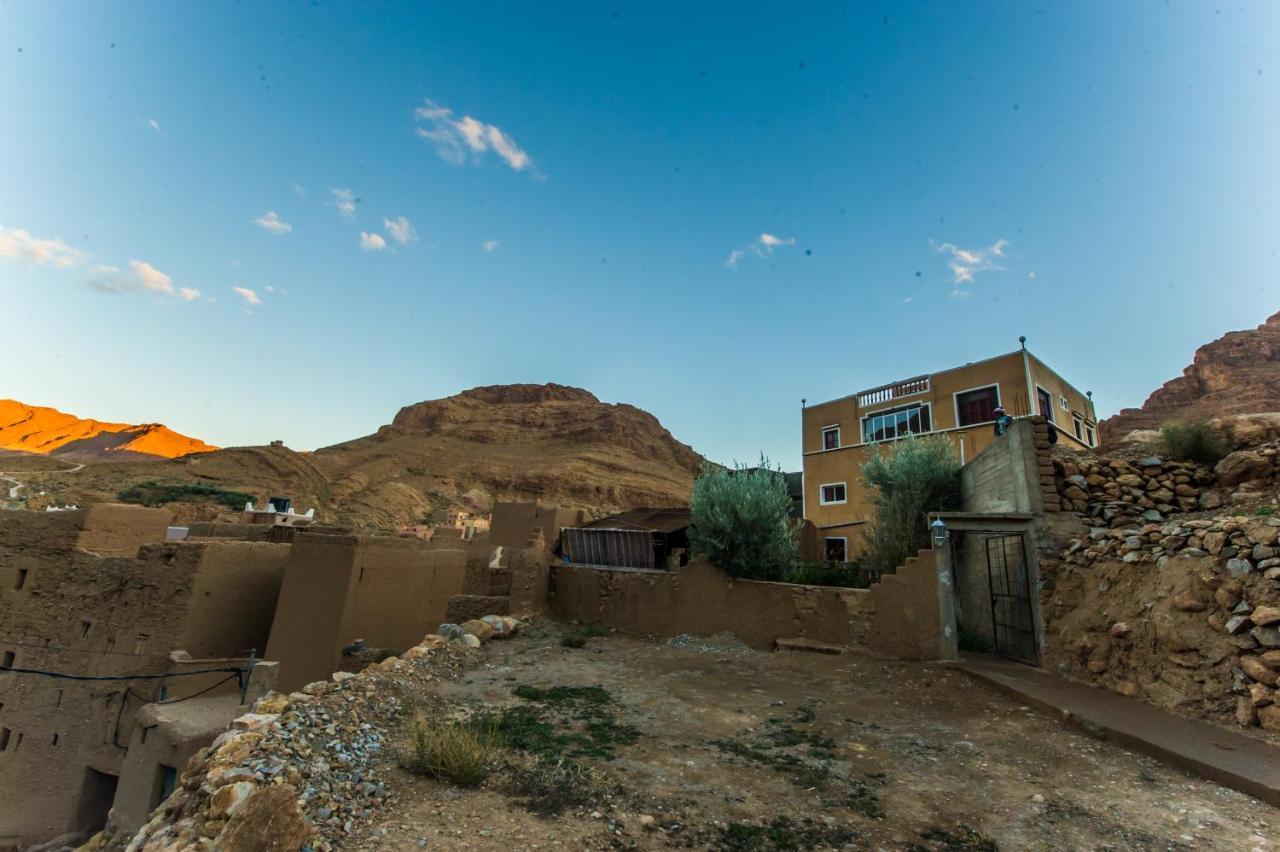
[
  {"left": 215, "top": 783, "right": 311, "bottom": 851},
  {"left": 1215, "top": 450, "right": 1272, "bottom": 487},
  {"left": 1241, "top": 656, "right": 1279, "bottom": 686}
]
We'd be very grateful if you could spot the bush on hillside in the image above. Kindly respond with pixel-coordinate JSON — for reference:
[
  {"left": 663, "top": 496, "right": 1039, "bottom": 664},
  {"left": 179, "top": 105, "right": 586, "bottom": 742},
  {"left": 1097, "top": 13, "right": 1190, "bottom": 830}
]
[
  {"left": 117, "top": 481, "right": 254, "bottom": 510},
  {"left": 1159, "top": 420, "right": 1229, "bottom": 465},
  {"left": 860, "top": 434, "right": 961, "bottom": 571},
  {"left": 688, "top": 456, "right": 797, "bottom": 581}
]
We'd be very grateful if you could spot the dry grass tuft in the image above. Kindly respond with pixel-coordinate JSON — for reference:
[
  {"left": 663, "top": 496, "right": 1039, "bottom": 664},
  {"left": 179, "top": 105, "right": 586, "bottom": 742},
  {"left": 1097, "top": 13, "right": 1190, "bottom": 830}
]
[{"left": 404, "top": 715, "right": 497, "bottom": 787}]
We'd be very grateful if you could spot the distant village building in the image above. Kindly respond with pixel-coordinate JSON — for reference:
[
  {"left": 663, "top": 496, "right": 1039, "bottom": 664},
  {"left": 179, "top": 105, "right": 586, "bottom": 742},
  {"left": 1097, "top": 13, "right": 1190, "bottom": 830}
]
[
  {"left": 561, "top": 508, "right": 692, "bottom": 570},
  {"left": 801, "top": 343, "right": 1096, "bottom": 562},
  {"left": 242, "top": 496, "right": 316, "bottom": 528}
]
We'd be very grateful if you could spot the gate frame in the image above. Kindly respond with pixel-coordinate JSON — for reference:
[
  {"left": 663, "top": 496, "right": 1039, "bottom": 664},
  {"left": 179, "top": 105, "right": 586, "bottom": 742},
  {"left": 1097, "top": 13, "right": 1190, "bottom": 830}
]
[
  {"left": 929, "top": 512, "right": 1047, "bottom": 668},
  {"left": 983, "top": 532, "right": 1039, "bottom": 665}
]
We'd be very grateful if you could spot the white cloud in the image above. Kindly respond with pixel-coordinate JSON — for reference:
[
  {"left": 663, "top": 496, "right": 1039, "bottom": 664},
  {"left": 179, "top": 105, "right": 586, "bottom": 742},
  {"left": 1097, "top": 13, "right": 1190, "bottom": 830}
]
[
  {"left": 178, "top": 287, "right": 201, "bottom": 301},
  {"left": 0, "top": 226, "right": 85, "bottom": 269},
  {"left": 253, "top": 210, "right": 292, "bottom": 234},
  {"left": 359, "top": 232, "right": 387, "bottom": 251},
  {"left": 725, "top": 232, "right": 797, "bottom": 268},
  {"left": 265, "top": 285, "right": 288, "bottom": 296},
  {"left": 292, "top": 183, "right": 306, "bottom": 198},
  {"left": 950, "top": 288, "right": 972, "bottom": 301},
  {"left": 147, "top": 118, "right": 163, "bottom": 133},
  {"left": 330, "top": 188, "right": 357, "bottom": 220},
  {"left": 383, "top": 216, "right": 416, "bottom": 245},
  {"left": 413, "top": 99, "right": 533, "bottom": 172},
  {"left": 129, "top": 260, "right": 173, "bottom": 294},
  {"left": 935, "top": 238, "right": 1008, "bottom": 285},
  {"left": 481, "top": 239, "right": 499, "bottom": 252},
  {"left": 233, "top": 286, "right": 261, "bottom": 305}
]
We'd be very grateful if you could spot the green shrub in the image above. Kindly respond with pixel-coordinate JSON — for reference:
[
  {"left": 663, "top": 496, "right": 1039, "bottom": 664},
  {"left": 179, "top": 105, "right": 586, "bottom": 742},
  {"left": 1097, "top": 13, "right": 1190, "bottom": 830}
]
[
  {"left": 688, "top": 456, "right": 797, "bottom": 581},
  {"left": 118, "top": 481, "right": 254, "bottom": 510},
  {"left": 860, "top": 435, "right": 961, "bottom": 571},
  {"left": 403, "top": 715, "right": 496, "bottom": 787},
  {"left": 1159, "top": 420, "right": 1229, "bottom": 465},
  {"left": 783, "top": 560, "right": 885, "bottom": 589}
]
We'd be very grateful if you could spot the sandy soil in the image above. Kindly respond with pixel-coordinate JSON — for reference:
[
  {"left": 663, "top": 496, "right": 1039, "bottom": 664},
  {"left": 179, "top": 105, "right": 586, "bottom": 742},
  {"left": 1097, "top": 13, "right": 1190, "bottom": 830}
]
[{"left": 349, "top": 624, "right": 1276, "bottom": 851}]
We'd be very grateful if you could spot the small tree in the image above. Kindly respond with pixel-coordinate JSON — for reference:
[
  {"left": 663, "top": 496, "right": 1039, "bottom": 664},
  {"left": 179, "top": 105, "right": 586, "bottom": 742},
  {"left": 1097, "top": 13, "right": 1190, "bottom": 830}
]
[
  {"left": 688, "top": 455, "right": 797, "bottom": 581},
  {"left": 861, "top": 434, "right": 961, "bottom": 571}
]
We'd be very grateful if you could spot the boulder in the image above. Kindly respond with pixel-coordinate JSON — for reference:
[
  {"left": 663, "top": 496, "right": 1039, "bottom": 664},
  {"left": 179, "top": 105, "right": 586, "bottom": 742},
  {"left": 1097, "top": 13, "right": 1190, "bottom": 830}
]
[
  {"left": 208, "top": 781, "right": 256, "bottom": 819},
  {"left": 1241, "top": 656, "right": 1279, "bottom": 686},
  {"left": 460, "top": 619, "right": 497, "bottom": 641},
  {"left": 1251, "top": 605, "right": 1280, "bottom": 626},
  {"left": 251, "top": 692, "right": 290, "bottom": 715},
  {"left": 215, "top": 783, "right": 312, "bottom": 852},
  {"left": 1215, "top": 451, "right": 1272, "bottom": 487},
  {"left": 1172, "top": 590, "right": 1207, "bottom": 612},
  {"left": 1260, "top": 704, "right": 1280, "bottom": 732}
]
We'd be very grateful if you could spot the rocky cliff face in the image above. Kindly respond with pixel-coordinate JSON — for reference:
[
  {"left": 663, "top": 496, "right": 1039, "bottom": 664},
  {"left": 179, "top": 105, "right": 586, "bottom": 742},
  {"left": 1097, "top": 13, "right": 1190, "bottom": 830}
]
[
  {"left": 0, "top": 399, "right": 215, "bottom": 461},
  {"left": 1102, "top": 311, "right": 1280, "bottom": 443}
]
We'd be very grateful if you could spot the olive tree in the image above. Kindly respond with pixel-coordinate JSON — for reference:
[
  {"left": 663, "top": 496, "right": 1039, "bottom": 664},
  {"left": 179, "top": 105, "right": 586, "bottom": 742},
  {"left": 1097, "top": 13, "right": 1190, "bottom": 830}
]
[{"left": 688, "top": 456, "right": 797, "bottom": 581}]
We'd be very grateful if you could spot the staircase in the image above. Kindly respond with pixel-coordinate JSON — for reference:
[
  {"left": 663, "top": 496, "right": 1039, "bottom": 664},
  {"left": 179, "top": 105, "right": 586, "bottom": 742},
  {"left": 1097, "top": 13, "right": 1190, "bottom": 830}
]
[{"left": 867, "top": 548, "right": 942, "bottom": 660}]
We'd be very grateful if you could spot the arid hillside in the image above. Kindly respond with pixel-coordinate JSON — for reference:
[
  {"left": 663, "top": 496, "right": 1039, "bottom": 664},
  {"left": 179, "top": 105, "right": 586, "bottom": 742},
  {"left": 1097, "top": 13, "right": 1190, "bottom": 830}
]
[
  {"left": 10, "top": 384, "right": 705, "bottom": 528},
  {"left": 1102, "top": 310, "right": 1280, "bottom": 442},
  {"left": 0, "top": 399, "right": 216, "bottom": 461}
]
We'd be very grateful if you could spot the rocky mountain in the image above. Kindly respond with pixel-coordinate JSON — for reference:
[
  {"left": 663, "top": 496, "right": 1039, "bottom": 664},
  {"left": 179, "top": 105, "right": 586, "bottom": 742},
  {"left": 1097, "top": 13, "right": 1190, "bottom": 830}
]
[
  {"left": 1101, "top": 310, "right": 1280, "bottom": 443},
  {"left": 0, "top": 399, "right": 216, "bottom": 461},
  {"left": 14, "top": 384, "right": 705, "bottom": 528}
]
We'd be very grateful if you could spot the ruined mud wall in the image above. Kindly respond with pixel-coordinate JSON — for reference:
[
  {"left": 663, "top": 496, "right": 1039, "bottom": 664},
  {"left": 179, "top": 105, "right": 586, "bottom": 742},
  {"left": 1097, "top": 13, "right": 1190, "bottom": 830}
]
[
  {"left": 264, "top": 533, "right": 466, "bottom": 691},
  {"left": 177, "top": 542, "right": 291, "bottom": 658},
  {"left": 1047, "top": 514, "right": 1280, "bottom": 736},
  {"left": 489, "top": 501, "right": 586, "bottom": 549},
  {"left": 75, "top": 503, "right": 173, "bottom": 556},
  {"left": 549, "top": 558, "right": 873, "bottom": 650}
]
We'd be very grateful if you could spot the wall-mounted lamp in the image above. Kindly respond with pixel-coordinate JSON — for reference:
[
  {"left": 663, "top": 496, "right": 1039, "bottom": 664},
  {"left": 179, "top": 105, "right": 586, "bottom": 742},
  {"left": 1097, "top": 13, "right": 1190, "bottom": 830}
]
[{"left": 930, "top": 517, "right": 950, "bottom": 547}]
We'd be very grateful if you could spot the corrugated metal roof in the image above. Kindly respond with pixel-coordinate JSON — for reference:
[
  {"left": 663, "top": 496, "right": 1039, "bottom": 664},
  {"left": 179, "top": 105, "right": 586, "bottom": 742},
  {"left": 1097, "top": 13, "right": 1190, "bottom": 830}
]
[{"left": 579, "top": 507, "right": 691, "bottom": 533}]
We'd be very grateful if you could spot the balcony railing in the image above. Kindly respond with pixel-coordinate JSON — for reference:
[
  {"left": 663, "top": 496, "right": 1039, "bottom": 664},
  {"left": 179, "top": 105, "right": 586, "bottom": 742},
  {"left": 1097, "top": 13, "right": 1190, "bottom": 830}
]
[{"left": 857, "top": 375, "right": 929, "bottom": 408}]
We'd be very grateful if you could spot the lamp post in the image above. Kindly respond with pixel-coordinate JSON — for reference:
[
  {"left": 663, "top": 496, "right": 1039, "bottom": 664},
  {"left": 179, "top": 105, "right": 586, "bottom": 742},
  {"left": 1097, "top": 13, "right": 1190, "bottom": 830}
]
[{"left": 930, "top": 516, "right": 959, "bottom": 660}]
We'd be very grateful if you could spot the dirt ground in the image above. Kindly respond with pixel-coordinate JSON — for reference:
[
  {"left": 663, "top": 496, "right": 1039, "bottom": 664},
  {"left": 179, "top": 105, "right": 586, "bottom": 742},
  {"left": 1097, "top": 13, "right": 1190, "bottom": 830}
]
[{"left": 350, "top": 623, "right": 1277, "bottom": 851}]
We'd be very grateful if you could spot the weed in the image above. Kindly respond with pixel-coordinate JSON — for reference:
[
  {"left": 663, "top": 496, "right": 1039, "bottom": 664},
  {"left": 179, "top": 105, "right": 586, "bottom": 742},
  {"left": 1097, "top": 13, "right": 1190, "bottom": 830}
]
[
  {"left": 402, "top": 715, "right": 496, "bottom": 787},
  {"left": 908, "top": 825, "right": 999, "bottom": 851},
  {"left": 561, "top": 635, "right": 587, "bottom": 648},
  {"left": 1257, "top": 506, "right": 1274, "bottom": 517},
  {"left": 500, "top": 755, "right": 611, "bottom": 817},
  {"left": 1137, "top": 767, "right": 1158, "bottom": 784},
  {"left": 717, "top": 816, "right": 861, "bottom": 851},
  {"left": 1159, "top": 420, "right": 1229, "bottom": 465},
  {"left": 560, "top": 623, "right": 608, "bottom": 648},
  {"left": 490, "top": 684, "right": 639, "bottom": 761}
]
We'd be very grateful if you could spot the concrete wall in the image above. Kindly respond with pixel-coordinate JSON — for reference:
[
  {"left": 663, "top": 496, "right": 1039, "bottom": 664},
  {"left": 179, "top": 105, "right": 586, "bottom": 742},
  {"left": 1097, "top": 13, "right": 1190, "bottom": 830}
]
[
  {"left": 549, "top": 557, "right": 873, "bottom": 650},
  {"left": 264, "top": 533, "right": 466, "bottom": 691}
]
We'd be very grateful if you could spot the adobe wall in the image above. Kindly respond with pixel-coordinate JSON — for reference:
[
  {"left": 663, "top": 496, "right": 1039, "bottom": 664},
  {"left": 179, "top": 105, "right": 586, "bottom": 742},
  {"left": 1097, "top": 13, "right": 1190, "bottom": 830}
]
[
  {"left": 76, "top": 503, "right": 173, "bottom": 556},
  {"left": 178, "top": 542, "right": 291, "bottom": 658},
  {"left": 867, "top": 550, "right": 942, "bottom": 660},
  {"left": 549, "top": 557, "right": 873, "bottom": 650},
  {"left": 264, "top": 533, "right": 466, "bottom": 691},
  {"left": 490, "top": 501, "right": 586, "bottom": 549},
  {"left": 0, "top": 512, "right": 288, "bottom": 849}
]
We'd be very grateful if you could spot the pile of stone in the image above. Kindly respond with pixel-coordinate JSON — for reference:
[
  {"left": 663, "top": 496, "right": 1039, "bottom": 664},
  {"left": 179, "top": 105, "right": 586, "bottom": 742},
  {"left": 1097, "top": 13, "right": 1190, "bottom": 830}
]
[
  {"left": 1054, "top": 445, "right": 1279, "bottom": 523},
  {"left": 1058, "top": 515, "right": 1280, "bottom": 730},
  {"left": 120, "top": 615, "right": 522, "bottom": 852}
]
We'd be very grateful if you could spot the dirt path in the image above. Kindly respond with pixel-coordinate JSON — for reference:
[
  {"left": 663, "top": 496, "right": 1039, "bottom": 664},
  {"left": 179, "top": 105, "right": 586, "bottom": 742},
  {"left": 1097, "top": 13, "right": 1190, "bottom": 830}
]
[
  {"left": 0, "top": 461, "right": 83, "bottom": 501},
  {"left": 351, "top": 624, "right": 1277, "bottom": 850}
]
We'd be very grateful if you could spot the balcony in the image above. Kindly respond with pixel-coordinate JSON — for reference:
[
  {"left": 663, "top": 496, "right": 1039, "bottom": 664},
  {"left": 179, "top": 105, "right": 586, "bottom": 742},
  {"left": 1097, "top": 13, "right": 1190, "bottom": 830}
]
[{"left": 857, "top": 375, "right": 929, "bottom": 408}]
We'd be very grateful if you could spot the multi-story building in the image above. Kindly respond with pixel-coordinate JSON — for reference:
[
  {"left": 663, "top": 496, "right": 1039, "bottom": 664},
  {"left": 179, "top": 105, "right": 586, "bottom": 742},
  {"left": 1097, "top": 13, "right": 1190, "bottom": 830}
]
[{"left": 801, "top": 344, "right": 1097, "bottom": 561}]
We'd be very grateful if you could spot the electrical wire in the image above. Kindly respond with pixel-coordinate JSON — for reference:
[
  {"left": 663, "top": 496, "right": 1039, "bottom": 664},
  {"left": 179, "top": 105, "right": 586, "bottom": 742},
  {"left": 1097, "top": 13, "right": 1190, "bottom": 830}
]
[
  {"left": 128, "top": 673, "right": 241, "bottom": 706},
  {"left": 0, "top": 663, "right": 244, "bottom": 681}
]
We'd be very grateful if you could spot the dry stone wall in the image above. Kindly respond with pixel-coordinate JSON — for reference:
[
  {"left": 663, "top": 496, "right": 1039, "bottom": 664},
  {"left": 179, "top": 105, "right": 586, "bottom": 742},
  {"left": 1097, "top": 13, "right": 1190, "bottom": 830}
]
[{"left": 1048, "top": 512, "right": 1280, "bottom": 736}]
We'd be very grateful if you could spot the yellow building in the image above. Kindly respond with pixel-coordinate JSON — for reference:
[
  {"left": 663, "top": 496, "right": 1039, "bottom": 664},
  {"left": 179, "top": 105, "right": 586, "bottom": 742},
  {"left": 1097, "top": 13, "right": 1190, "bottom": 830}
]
[{"left": 801, "top": 345, "right": 1097, "bottom": 561}]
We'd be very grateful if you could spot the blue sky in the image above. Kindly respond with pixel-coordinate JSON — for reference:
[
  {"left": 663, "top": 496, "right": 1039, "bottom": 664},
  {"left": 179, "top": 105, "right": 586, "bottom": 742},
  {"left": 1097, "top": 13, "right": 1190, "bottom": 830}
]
[{"left": 2, "top": 2, "right": 1277, "bottom": 469}]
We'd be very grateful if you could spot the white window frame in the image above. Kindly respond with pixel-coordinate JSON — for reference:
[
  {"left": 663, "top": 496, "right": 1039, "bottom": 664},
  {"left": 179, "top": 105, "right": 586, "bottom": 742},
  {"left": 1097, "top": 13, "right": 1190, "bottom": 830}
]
[
  {"left": 1072, "top": 414, "right": 1084, "bottom": 441},
  {"left": 821, "top": 424, "right": 841, "bottom": 451},
  {"left": 819, "top": 482, "right": 847, "bottom": 506},
  {"left": 1035, "top": 384, "right": 1055, "bottom": 423},
  {"left": 1085, "top": 424, "right": 1096, "bottom": 447},
  {"left": 860, "top": 403, "right": 932, "bottom": 444},
  {"left": 953, "top": 383, "right": 1002, "bottom": 428},
  {"left": 824, "top": 536, "right": 848, "bottom": 563},
  {"left": 1060, "top": 395, "right": 1069, "bottom": 411}
]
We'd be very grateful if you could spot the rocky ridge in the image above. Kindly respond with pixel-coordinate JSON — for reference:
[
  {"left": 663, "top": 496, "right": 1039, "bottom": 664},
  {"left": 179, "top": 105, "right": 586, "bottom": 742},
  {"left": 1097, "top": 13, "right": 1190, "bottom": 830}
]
[
  {"left": 0, "top": 399, "right": 215, "bottom": 461},
  {"left": 1101, "top": 310, "right": 1280, "bottom": 443}
]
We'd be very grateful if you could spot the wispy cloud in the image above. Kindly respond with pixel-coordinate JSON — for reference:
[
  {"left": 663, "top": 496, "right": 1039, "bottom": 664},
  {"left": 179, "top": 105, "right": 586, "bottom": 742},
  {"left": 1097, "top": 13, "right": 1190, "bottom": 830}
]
[
  {"left": 131, "top": 260, "right": 173, "bottom": 294},
  {"left": 725, "top": 232, "right": 797, "bottom": 269},
  {"left": 359, "top": 232, "right": 387, "bottom": 251},
  {"left": 949, "top": 288, "right": 971, "bottom": 301},
  {"left": 147, "top": 118, "right": 163, "bottom": 134},
  {"left": 265, "top": 285, "right": 288, "bottom": 296},
  {"left": 253, "top": 210, "right": 292, "bottom": 235},
  {"left": 292, "top": 183, "right": 306, "bottom": 198},
  {"left": 0, "top": 226, "right": 85, "bottom": 269},
  {"left": 233, "top": 285, "right": 261, "bottom": 305},
  {"left": 481, "top": 239, "right": 499, "bottom": 252},
  {"left": 383, "top": 216, "right": 416, "bottom": 245},
  {"left": 413, "top": 99, "right": 533, "bottom": 172},
  {"left": 90, "top": 259, "right": 191, "bottom": 299},
  {"left": 178, "top": 287, "right": 200, "bottom": 301},
  {"left": 330, "top": 188, "right": 358, "bottom": 220},
  {"left": 934, "top": 238, "right": 1008, "bottom": 287}
]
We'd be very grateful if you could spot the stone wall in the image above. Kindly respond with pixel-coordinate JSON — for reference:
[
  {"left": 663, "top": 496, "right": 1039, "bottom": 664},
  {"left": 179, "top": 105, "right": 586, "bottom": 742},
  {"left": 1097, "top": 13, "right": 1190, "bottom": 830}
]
[
  {"left": 548, "top": 558, "right": 874, "bottom": 650},
  {"left": 1048, "top": 513, "right": 1280, "bottom": 736},
  {"left": 1053, "top": 442, "right": 1279, "bottom": 522}
]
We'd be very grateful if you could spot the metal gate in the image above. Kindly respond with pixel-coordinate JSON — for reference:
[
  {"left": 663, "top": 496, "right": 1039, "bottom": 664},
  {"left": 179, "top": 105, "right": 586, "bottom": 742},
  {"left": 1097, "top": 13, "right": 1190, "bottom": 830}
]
[{"left": 985, "top": 534, "right": 1038, "bottom": 664}]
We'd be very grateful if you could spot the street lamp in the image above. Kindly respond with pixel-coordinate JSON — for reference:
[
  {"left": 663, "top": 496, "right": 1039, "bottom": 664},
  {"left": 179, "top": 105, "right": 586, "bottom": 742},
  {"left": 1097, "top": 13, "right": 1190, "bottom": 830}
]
[{"left": 930, "top": 517, "right": 950, "bottom": 548}]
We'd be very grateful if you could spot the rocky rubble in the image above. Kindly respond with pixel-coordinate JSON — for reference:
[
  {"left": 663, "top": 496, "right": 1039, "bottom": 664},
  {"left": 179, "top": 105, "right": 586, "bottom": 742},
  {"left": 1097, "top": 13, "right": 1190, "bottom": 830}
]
[
  {"left": 113, "top": 615, "right": 523, "bottom": 851},
  {"left": 1054, "top": 445, "right": 1279, "bottom": 521},
  {"left": 1054, "top": 512, "right": 1280, "bottom": 734}
]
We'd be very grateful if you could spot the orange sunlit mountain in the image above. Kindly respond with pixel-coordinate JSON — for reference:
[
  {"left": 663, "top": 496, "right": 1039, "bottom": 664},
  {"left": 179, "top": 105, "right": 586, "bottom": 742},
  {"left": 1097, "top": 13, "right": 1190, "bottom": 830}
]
[{"left": 0, "top": 399, "right": 216, "bottom": 462}]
